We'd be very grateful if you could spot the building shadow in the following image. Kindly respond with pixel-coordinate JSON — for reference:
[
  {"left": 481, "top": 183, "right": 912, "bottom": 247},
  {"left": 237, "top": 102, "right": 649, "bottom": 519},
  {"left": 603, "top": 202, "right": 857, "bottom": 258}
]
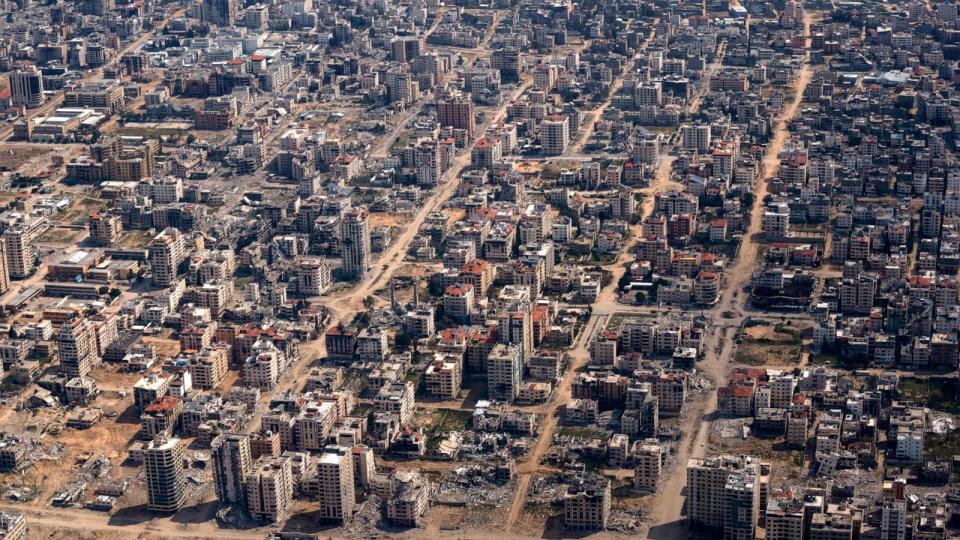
[
  {"left": 170, "top": 500, "right": 220, "bottom": 524},
  {"left": 107, "top": 504, "right": 154, "bottom": 526},
  {"left": 281, "top": 510, "right": 341, "bottom": 535},
  {"left": 113, "top": 402, "right": 141, "bottom": 425},
  {"left": 646, "top": 519, "right": 686, "bottom": 540}
]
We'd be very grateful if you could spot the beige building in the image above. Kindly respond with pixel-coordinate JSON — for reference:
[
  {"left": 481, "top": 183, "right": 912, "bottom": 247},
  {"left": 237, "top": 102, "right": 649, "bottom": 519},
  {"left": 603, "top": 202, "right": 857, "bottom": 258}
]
[
  {"left": 9, "top": 67, "right": 45, "bottom": 108},
  {"left": 296, "top": 259, "right": 332, "bottom": 296},
  {"left": 424, "top": 354, "right": 463, "bottom": 400},
  {"left": 187, "top": 345, "right": 230, "bottom": 390},
  {"left": 58, "top": 317, "right": 99, "bottom": 379},
  {"left": 143, "top": 437, "right": 186, "bottom": 513},
  {"left": 442, "top": 283, "right": 475, "bottom": 321},
  {"left": 148, "top": 228, "right": 187, "bottom": 287},
  {"left": 487, "top": 343, "right": 522, "bottom": 402},
  {"left": 541, "top": 115, "right": 569, "bottom": 155},
  {"left": 246, "top": 455, "right": 294, "bottom": 522},
  {"left": 687, "top": 455, "right": 769, "bottom": 539},
  {"left": 318, "top": 447, "right": 355, "bottom": 523},
  {"left": 563, "top": 473, "right": 610, "bottom": 531},
  {"left": 88, "top": 213, "right": 123, "bottom": 245},
  {"left": 633, "top": 443, "right": 664, "bottom": 492},
  {"left": 386, "top": 470, "right": 430, "bottom": 527},
  {"left": 3, "top": 227, "right": 32, "bottom": 279}
]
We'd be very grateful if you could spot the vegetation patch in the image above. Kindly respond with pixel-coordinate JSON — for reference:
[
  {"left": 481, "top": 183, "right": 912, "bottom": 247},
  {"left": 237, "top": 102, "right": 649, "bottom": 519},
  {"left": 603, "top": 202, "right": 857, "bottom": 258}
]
[
  {"left": 899, "top": 377, "right": 960, "bottom": 414},
  {"left": 557, "top": 426, "right": 608, "bottom": 439},
  {"left": 734, "top": 323, "right": 803, "bottom": 366}
]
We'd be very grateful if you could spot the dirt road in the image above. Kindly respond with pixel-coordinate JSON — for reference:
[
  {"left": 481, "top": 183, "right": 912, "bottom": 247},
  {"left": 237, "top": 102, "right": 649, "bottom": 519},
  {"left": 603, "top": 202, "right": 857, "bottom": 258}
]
[
  {"left": 567, "top": 25, "right": 659, "bottom": 155},
  {"left": 253, "top": 12, "right": 562, "bottom": 409},
  {"left": 0, "top": 504, "right": 268, "bottom": 539},
  {"left": 591, "top": 37, "right": 727, "bottom": 309},
  {"left": 643, "top": 10, "right": 814, "bottom": 537},
  {"left": 504, "top": 312, "right": 607, "bottom": 529}
]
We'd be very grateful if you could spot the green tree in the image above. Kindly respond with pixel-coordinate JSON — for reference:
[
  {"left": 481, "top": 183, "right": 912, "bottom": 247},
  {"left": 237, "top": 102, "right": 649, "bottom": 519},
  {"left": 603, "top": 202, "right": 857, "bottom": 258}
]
[{"left": 394, "top": 332, "right": 412, "bottom": 351}]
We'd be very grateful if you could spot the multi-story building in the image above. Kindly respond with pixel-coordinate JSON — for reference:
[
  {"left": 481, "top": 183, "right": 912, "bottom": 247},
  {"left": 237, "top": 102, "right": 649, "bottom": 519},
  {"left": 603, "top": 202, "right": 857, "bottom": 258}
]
[
  {"left": 211, "top": 433, "right": 252, "bottom": 505},
  {"left": 143, "top": 437, "right": 186, "bottom": 513},
  {"left": 437, "top": 94, "right": 476, "bottom": 138},
  {"left": 471, "top": 136, "right": 502, "bottom": 169},
  {"left": 356, "top": 327, "right": 389, "bottom": 362},
  {"left": 186, "top": 346, "right": 229, "bottom": 390},
  {"left": 725, "top": 467, "right": 761, "bottom": 540},
  {"left": 9, "top": 67, "right": 45, "bottom": 108},
  {"left": 64, "top": 83, "right": 125, "bottom": 113},
  {"left": 59, "top": 317, "right": 99, "bottom": 379},
  {"left": 148, "top": 228, "right": 187, "bottom": 287},
  {"left": 424, "top": 354, "right": 462, "bottom": 400},
  {"left": 497, "top": 305, "right": 533, "bottom": 362},
  {"left": 443, "top": 283, "right": 475, "bottom": 321},
  {"left": 563, "top": 473, "right": 610, "bottom": 531},
  {"left": 88, "top": 213, "right": 123, "bottom": 245},
  {"left": 681, "top": 123, "right": 712, "bottom": 152},
  {"left": 541, "top": 115, "right": 570, "bottom": 155},
  {"left": 341, "top": 209, "right": 371, "bottom": 279},
  {"left": 3, "top": 228, "right": 32, "bottom": 279},
  {"left": 809, "top": 505, "right": 855, "bottom": 540},
  {"left": 296, "top": 259, "right": 332, "bottom": 296},
  {"left": 765, "top": 497, "right": 805, "bottom": 540},
  {"left": 487, "top": 343, "right": 523, "bottom": 402},
  {"left": 0, "top": 243, "right": 8, "bottom": 296},
  {"left": 201, "top": 0, "right": 237, "bottom": 26},
  {"left": 687, "top": 455, "right": 767, "bottom": 539},
  {"left": 770, "top": 376, "right": 796, "bottom": 409},
  {"left": 633, "top": 443, "right": 664, "bottom": 492},
  {"left": 241, "top": 341, "right": 286, "bottom": 389},
  {"left": 386, "top": 471, "right": 431, "bottom": 526},
  {"left": 133, "top": 373, "right": 172, "bottom": 412},
  {"left": 246, "top": 455, "right": 294, "bottom": 522},
  {"left": 373, "top": 381, "right": 416, "bottom": 425},
  {"left": 839, "top": 273, "right": 877, "bottom": 315},
  {"left": 763, "top": 207, "right": 791, "bottom": 239},
  {"left": 317, "top": 447, "right": 355, "bottom": 523},
  {"left": 404, "top": 306, "right": 435, "bottom": 338},
  {"left": 881, "top": 498, "right": 907, "bottom": 540}
]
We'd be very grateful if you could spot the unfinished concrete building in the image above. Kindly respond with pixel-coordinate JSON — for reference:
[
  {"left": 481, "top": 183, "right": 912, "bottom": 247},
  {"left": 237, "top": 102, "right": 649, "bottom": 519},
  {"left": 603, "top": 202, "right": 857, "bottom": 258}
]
[
  {"left": 563, "top": 473, "right": 610, "bottom": 531},
  {"left": 211, "top": 433, "right": 252, "bottom": 506},
  {"left": 385, "top": 470, "right": 430, "bottom": 527}
]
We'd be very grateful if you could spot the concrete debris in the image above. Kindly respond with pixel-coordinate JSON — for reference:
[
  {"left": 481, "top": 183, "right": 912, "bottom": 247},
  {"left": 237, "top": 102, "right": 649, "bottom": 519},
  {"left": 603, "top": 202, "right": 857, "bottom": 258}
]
[
  {"left": 928, "top": 415, "right": 955, "bottom": 435},
  {"left": 608, "top": 508, "right": 644, "bottom": 532},
  {"left": 436, "top": 464, "right": 516, "bottom": 507},
  {"left": 340, "top": 494, "right": 388, "bottom": 538}
]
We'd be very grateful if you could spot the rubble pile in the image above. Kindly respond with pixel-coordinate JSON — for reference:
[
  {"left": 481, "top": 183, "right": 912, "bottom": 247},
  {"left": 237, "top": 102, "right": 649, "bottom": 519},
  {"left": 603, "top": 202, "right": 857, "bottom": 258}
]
[
  {"left": 435, "top": 465, "right": 515, "bottom": 507},
  {"left": 340, "top": 494, "right": 388, "bottom": 537},
  {"left": 526, "top": 474, "right": 568, "bottom": 506},
  {"left": 608, "top": 508, "right": 643, "bottom": 532}
]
